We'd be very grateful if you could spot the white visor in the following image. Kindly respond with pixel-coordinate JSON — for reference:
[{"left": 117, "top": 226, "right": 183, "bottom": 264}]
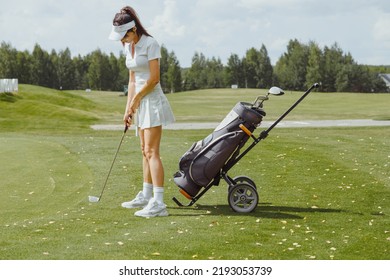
[{"left": 108, "top": 21, "right": 135, "bottom": 41}]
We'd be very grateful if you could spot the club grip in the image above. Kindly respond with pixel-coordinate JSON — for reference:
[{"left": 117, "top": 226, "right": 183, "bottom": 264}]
[{"left": 124, "top": 114, "right": 133, "bottom": 133}]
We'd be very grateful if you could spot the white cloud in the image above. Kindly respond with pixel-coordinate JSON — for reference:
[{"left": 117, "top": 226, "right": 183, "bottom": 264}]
[
  {"left": 238, "top": 0, "right": 299, "bottom": 10},
  {"left": 373, "top": 16, "right": 390, "bottom": 45},
  {"left": 1, "top": 0, "right": 389, "bottom": 67},
  {"left": 149, "top": 0, "right": 186, "bottom": 38}
]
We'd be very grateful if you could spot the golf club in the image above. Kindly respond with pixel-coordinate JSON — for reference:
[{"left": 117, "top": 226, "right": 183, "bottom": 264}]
[{"left": 89, "top": 125, "right": 129, "bottom": 203}]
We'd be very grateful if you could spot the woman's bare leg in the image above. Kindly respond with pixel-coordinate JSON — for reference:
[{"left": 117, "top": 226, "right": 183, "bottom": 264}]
[{"left": 139, "top": 126, "right": 164, "bottom": 187}]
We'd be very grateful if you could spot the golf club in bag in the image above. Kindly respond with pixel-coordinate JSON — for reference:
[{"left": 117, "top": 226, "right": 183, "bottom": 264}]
[
  {"left": 172, "top": 83, "right": 320, "bottom": 213},
  {"left": 88, "top": 125, "right": 129, "bottom": 203}
]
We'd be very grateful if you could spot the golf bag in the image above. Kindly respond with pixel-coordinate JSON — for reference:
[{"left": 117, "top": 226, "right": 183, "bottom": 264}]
[
  {"left": 172, "top": 83, "right": 319, "bottom": 213},
  {"left": 173, "top": 101, "right": 265, "bottom": 198}
]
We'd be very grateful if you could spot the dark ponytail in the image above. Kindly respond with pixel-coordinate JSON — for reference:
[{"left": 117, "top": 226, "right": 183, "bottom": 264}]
[{"left": 113, "top": 6, "right": 152, "bottom": 37}]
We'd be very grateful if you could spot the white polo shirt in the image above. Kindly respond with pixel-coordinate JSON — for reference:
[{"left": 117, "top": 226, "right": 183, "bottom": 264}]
[{"left": 124, "top": 35, "right": 175, "bottom": 129}]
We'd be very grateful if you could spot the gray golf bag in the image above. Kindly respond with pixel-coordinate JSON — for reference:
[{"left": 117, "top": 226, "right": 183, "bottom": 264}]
[
  {"left": 173, "top": 101, "right": 265, "bottom": 198},
  {"left": 173, "top": 83, "right": 319, "bottom": 213}
]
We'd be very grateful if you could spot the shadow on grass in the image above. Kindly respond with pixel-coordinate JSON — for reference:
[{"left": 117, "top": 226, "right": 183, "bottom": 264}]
[
  {"left": 0, "top": 92, "right": 22, "bottom": 103},
  {"left": 170, "top": 203, "right": 345, "bottom": 220}
]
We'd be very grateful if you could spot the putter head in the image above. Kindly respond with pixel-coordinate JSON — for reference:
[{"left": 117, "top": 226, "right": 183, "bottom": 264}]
[{"left": 88, "top": 196, "right": 100, "bottom": 203}]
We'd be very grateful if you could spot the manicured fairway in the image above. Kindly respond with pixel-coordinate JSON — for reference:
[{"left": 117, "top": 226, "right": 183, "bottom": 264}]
[{"left": 0, "top": 85, "right": 389, "bottom": 259}]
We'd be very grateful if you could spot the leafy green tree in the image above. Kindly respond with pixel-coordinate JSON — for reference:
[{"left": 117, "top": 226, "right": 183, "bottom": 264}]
[
  {"left": 166, "top": 51, "right": 182, "bottom": 93},
  {"left": 205, "top": 57, "right": 224, "bottom": 88},
  {"left": 16, "top": 50, "right": 32, "bottom": 84},
  {"left": 243, "top": 47, "right": 259, "bottom": 88},
  {"left": 305, "top": 41, "right": 323, "bottom": 89},
  {"left": 51, "top": 48, "right": 76, "bottom": 90},
  {"left": 160, "top": 45, "right": 170, "bottom": 93},
  {"left": 0, "top": 42, "right": 18, "bottom": 78},
  {"left": 288, "top": 39, "right": 309, "bottom": 90},
  {"left": 87, "top": 49, "right": 112, "bottom": 90},
  {"left": 31, "top": 44, "right": 55, "bottom": 88},
  {"left": 108, "top": 52, "right": 123, "bottom": 91},
  {"left": 322, "top": 43, "right": 344, "bottom": 92},
  {"left": 116, "top": 51, "right": 129, "bottom": 92},
  {"left": 1, "top": 40, "right": 387, "bottom": 93},
  {"left": 337, "top": 62, "right": 373, "bottom": 92},
  {"left": 273, "top": 54, "right": 289, "bottom": 89},
  {"left": 257, "top": 44, "right": 273, "bottom": 88},
  {"left": 274, "top": 39, "right": 309, "bottom": 90},
  {"left": 184, "top": 52, "right": 208, "bottom": 90},
  {"left": 225, "top": 53, "right": 244, "bottom": 88},
  {"left": 73, "top": 55, "right": 89, "bottom": 90},
  {"left": 160, "top": 46, "right": 182, "bottom": 93}
]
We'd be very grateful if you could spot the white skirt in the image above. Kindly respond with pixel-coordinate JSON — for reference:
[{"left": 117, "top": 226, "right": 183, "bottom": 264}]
[{"left": 134, "top": 83, "right": 175, "bottom": 129}]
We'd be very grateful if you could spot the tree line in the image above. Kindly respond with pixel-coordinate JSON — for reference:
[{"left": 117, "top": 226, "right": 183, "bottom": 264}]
[{"left": 0, "top": 40, "right": 388, "bottom": 93}]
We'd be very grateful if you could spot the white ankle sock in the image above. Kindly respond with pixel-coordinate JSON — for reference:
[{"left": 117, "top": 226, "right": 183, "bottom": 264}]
[
  {"left": 142, "top": 182, "right": 153, "bottom": 200},
  {"left": 153, "top": 186, "right": 164, "bottom": 203}
]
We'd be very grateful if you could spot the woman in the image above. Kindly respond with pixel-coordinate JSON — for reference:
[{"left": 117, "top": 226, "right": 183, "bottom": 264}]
[{"left": 108, "top": 6, "right": 175, "bottom": 217}]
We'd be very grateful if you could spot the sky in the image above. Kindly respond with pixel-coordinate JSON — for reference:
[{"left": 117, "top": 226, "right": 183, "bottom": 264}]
[{"left": 1, "top": 0, "right": 389, "bottom": 67}]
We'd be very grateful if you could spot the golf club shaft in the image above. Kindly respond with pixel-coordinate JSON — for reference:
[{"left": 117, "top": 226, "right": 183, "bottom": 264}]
[
  {"left": 97, "top": 126, "right": 128, "bottom": 200},
  {"left": 264, "top": 83, "right": 319, "bottom": 134}
]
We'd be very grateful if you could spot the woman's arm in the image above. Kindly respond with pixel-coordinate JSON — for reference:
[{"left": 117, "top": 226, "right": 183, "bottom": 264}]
[{"left": 124, "top": 70, "right": 136, "bottom": 127}]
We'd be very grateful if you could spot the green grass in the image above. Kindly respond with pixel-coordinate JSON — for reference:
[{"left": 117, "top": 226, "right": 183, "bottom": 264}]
[
  {"left": 0, "top": 85, "right": 389, "bottom": 260},
  {"left": 0, "top": 85, "right": 101, "bottom": 133},
  {"left": 71, "top": 87, "right": 390, "bottom": 123}
]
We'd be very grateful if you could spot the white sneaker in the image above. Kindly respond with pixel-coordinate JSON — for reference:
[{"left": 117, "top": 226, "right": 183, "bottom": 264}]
[
  {"left": 134, "top": 198, "right": 169, "bottom": 217},
  {"left": 121, "top": 191, "right": 149, "bottom": 209}
]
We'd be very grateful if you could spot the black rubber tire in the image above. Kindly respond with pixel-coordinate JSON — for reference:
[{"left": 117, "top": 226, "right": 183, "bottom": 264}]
[{"left": 228, "top": 182, "right": 258, "bottom": 213}]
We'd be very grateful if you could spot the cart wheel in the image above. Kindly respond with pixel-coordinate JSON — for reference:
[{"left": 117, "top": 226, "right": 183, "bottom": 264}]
[
  {"left": 232, "top": 175, "right": 257, "bottom": 189},
  {"left": 228, "top": 183, "right": 258, "bottom": 213}
]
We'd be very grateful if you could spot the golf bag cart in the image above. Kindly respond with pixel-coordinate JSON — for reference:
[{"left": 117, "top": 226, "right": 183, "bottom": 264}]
[{"left": 172, "top": 83, "right": 319, "bottom": 213}]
